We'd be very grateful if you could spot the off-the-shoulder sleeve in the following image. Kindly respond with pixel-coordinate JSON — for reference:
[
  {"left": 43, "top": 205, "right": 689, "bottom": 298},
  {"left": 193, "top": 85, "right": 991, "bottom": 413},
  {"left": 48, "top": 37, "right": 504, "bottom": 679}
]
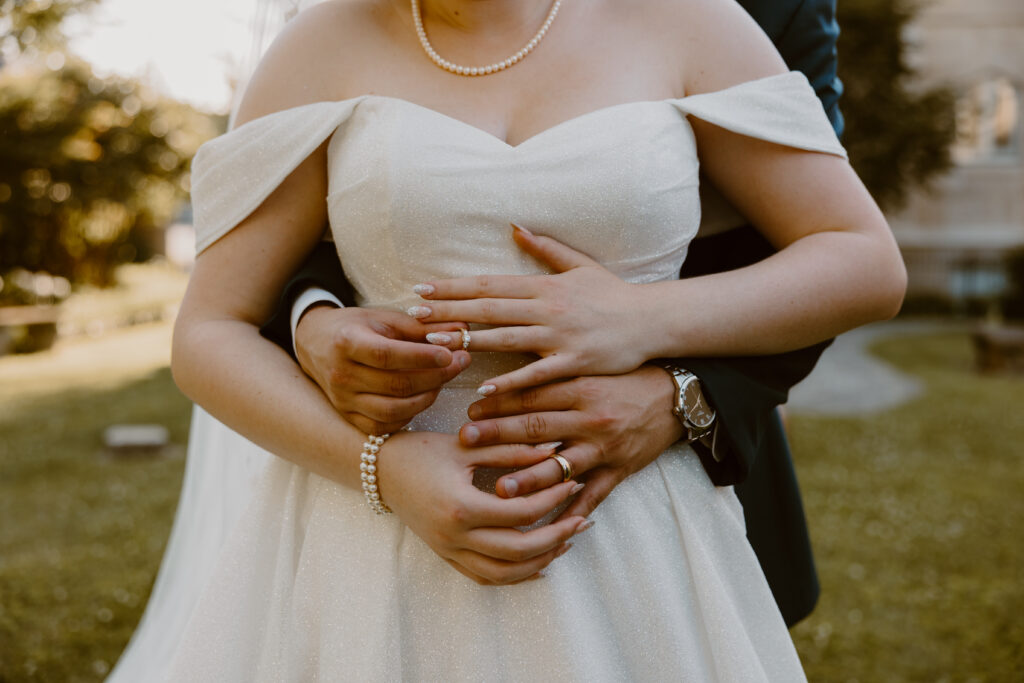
[
  {"left": 190, "top": 98, "right": 367, "bottom": 254},
  {"left": 669, "top": 71, "right": 847, "bottom": 158}
]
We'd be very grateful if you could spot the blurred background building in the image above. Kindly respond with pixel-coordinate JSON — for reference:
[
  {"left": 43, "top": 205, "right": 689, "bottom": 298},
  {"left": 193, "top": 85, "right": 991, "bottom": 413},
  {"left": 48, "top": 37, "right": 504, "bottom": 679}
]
[{"left": 892, "top": 0, "right": 1024, "bottom": 311}]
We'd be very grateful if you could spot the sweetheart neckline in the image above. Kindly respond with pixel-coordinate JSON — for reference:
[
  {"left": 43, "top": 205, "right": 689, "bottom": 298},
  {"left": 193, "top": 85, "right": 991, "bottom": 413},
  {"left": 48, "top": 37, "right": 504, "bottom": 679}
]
[
  {"left": 364, "top": 95, "right": 674, "bottom": 149},
  {"left": 229, "top": 71, "right": 807, "bottom": 150}
]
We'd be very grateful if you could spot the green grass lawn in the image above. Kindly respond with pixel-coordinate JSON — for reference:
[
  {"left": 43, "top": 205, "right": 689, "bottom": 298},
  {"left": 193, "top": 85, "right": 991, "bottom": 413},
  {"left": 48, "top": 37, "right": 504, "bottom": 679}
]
[
  {"left": 0, "top": 369, "right": 190, "bottom": 682},
  {"left": 789, "top": 332, "right": 1024, "bottom": 682},
  {"left": 0, "top": 330, "right": 1021, "bottom": 681}
]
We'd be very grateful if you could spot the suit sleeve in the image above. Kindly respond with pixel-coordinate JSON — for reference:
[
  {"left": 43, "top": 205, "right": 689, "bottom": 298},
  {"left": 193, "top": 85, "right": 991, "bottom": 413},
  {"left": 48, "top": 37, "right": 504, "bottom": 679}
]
[
  {"left": 259, "top": 240, "right": 357, "bottom": 360},
  {"left": 776, "top": 0, "right": 844, "bottom": 137}
]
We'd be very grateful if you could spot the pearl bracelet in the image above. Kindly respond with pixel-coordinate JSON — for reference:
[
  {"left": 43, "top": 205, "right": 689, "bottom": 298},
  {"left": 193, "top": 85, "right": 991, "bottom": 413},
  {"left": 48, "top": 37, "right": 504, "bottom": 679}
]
[{"left": 359, "top": 433, "right": 392, "bottom": 514}]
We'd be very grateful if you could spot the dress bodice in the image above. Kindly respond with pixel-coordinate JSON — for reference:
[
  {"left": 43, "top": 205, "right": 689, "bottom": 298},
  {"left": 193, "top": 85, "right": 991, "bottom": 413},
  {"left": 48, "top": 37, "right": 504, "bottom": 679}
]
[
  {"left": 192, "top": 73, "right": 846, "bottom": 316},
  {"left": 324, "top": 96, "right": 703, "bottom": 312}
]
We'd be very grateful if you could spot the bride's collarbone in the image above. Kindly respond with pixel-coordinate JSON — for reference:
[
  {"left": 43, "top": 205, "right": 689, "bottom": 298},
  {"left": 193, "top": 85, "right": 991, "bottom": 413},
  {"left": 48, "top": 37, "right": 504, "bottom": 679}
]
[{"left": 310, "top": 5, "right": 686, "bottom": 144}]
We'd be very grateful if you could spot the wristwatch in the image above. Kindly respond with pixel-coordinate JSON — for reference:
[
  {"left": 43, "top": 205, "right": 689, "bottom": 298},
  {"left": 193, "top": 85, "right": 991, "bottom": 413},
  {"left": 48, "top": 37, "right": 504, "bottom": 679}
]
[{"left": 656, "top": 363, "right": 717, "bottom": 443}]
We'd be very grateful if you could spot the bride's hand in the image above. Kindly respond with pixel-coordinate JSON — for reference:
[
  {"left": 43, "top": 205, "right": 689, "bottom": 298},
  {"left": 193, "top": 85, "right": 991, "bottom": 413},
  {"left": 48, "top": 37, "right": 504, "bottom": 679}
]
[
  {"left": 377, "top": 431, "right": 590, "bottom": 585},
  {"left": 408, "top": 224, "right": 651, "bottom": 395},
  {"left": 295, "top": 305, "right": 471, "bottom": 434}
]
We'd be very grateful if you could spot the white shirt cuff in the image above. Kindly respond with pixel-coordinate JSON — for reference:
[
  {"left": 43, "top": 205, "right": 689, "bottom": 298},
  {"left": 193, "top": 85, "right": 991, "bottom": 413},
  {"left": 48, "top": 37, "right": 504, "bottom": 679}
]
[
  {"left": 290, "top": 286, "right": 344, "bottom": 357},
  {"left": 707, "top": 423, "right": 724, "bottom": 462}
]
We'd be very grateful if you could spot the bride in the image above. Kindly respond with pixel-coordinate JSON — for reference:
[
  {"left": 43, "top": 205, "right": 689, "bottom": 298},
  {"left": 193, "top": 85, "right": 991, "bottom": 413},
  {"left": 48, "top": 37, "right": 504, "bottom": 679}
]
[{"left": 145, "top": 0, "right": 904, "bottom": 679}]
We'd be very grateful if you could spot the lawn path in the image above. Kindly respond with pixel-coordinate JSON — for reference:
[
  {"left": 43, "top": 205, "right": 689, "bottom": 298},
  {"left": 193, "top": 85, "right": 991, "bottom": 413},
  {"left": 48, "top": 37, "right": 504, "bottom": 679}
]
[
  {"left": 0, "top": 320, "right": 174, "bottom": 408},
  {"left": 787, "top": 320, "right": 966, "bottom": 416}
]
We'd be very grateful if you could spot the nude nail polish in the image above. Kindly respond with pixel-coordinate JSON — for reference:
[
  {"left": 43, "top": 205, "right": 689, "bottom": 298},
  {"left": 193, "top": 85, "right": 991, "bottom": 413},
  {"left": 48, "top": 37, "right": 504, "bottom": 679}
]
[
  {"left": 570, "top": 483, "right": 585, "bottom": 495},
  {"left": 406, "top": 306, "right": 431, "bottom": 319},
  {"left": 535, "top": 441, "right": 562, "bottom": 451},
  {"left": 510, "top": 222, "right": 534, "bottom": 236},
  {"left": 575, "top": 519, "right": 595, "bottom": 535},
  {"left": 426, "top": 332, "right": 451, "bottom": 345},
  {"left": 413, "top": 283, "right": 435, "bottom": 296},
  {"left": 503, "top": 479, "right": 519, "bottom": 497},
  {"left": 477, "top": 384, "right": 496, "bottom": 396}
]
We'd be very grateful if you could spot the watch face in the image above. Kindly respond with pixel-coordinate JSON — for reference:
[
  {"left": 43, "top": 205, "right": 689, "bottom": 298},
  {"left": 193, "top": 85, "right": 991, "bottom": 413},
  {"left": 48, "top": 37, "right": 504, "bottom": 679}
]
[{"left": 683, "top": 381, "right": 715, "bottom": 430}]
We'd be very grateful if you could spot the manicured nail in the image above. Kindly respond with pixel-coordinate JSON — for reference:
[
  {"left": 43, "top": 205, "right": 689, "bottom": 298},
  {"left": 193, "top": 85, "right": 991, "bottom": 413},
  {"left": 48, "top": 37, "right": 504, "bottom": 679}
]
[
  {"left": 426, "top": 332, "right": 452, "bottom": 345},
  {"left": 510, "top": 222, "right": 534, "bottom": 236},
  {"left": 503, "top": 478, "right": 519, "bottom": 497},
  {"left": 535, "top": 441, "right": 562, "bottom": 451},
  {"left": 462, "top": 425, "right": 480, "bottom": 444},
  {"left": 575, "top": 519, "right": 595, "bottom": 535},
  {"left": 555, "top": 542, "right": 572, "bottom": 557},
  {"left": 457, "top": 353, "right": 471, "bottom": 370},
  {"left": 406, "top": 306, "right": 431, "bottom": 319},
  {"left": 477, "top": 384, "right": 496, "bottom": 396},
  {"left": 570, "top": 483, "right": 585, "bottom": 495},
  {"left": 413, "top": 283, "right": 435, "bottom": 296}
]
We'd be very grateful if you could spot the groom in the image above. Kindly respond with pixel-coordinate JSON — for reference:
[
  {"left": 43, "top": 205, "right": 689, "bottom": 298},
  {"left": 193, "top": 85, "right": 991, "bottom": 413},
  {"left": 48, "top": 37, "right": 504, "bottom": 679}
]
[{"left": 260, "top": 0, "right": 845, "bottom": 627}]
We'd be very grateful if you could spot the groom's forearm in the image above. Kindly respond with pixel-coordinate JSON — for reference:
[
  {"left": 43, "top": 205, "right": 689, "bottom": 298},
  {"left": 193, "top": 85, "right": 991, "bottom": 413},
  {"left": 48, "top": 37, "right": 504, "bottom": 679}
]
[
  {"left": 671, "top": 341, "right": 830, "bottom": 486},
  {"left": 260, "top": 239, "right": 356, "bottom": 359}
]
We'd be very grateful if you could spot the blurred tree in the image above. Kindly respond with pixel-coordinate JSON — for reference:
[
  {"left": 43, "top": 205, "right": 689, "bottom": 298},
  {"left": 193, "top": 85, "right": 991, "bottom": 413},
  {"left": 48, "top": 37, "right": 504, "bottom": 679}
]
[
  {"left": 837, "top": 0, "right": 958, "bottom": 211},
  {"left": 0, "top": 60, "right": 218, "bottom": 290},
  {"left": 0, "top": 1, "right": 219, "bottom": 297},
  {"left": 0, "top": 0, "right": 100, "bottom": 63}
]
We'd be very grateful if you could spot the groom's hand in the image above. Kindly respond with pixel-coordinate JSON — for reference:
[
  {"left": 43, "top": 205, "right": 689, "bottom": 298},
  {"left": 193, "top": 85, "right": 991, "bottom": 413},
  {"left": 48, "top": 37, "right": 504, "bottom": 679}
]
[
  {"left": 295, "top": 306, "right": 471, "bottom": 434},
  {"left": 460, "top": 365, "right": 685, "bottom": 519}
]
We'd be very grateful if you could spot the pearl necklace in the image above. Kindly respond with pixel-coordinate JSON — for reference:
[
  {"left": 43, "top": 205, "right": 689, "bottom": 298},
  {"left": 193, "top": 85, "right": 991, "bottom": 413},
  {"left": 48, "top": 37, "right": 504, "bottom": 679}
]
[{"left": 411, "top": 0, "right": 562, "bottom": 77}]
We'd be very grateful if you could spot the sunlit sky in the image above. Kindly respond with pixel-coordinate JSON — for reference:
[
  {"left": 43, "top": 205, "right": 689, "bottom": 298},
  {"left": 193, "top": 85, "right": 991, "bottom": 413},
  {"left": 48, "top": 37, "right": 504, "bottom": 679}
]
[{"left": 66, "top": 0, "right": 267, "bottom": 114}]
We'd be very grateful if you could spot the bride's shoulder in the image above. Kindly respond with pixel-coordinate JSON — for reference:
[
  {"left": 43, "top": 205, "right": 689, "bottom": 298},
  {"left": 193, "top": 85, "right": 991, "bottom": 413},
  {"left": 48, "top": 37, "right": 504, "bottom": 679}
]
[
  {"left": 633, "top": 0, "right": 789, "bottom": 96},
  {"left": 233, "top": 0, "right": 384, "bottom": 127}
]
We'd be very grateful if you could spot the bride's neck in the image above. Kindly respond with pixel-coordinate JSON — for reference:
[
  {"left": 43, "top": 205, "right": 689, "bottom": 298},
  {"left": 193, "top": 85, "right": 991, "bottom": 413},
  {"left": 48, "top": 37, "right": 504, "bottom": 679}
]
[{"left": 418, "top": 0, "right": 554, "bottom": 36}]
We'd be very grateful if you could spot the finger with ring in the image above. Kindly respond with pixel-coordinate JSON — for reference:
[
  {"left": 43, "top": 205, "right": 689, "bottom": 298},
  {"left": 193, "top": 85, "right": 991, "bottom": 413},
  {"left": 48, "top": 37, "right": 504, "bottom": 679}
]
[{"left": 549, "top": 453, "right": 574, "bottom": 482}]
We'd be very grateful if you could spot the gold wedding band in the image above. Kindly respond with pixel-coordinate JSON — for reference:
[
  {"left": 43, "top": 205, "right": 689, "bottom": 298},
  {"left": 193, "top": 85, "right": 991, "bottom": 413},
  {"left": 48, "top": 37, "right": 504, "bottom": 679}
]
[
  {"left": 549, "top": 453, "right": 573, "bottom": 482},
  {"left": 460, "top": 328, "right": 471, "bottom": 350}
]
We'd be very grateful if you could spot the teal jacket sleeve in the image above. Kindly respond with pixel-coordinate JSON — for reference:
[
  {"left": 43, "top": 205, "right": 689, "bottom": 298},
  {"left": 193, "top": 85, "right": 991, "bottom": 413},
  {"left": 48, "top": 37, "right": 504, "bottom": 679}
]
[{"left": 775, "top": 0, "right": 844, "bottom": 136}]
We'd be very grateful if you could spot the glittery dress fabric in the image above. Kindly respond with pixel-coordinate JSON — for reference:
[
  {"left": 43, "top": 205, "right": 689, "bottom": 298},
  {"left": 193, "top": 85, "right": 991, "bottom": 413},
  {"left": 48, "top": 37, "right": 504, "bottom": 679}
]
[{"left": 160, "top": 72, "right": 844, "bottom": 682}]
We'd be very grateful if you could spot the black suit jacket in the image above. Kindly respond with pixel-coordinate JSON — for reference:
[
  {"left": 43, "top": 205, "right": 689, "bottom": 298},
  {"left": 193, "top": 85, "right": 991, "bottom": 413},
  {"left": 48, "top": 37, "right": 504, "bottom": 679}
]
[{"left": 260, "top": 0, "right": 844, "bottom": 627}]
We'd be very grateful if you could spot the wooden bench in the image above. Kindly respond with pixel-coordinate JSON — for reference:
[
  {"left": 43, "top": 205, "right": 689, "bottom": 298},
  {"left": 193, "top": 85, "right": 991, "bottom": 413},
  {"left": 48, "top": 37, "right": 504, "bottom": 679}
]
[{"left": 971, "top": 324, "right": 1024, "bottom": 374}]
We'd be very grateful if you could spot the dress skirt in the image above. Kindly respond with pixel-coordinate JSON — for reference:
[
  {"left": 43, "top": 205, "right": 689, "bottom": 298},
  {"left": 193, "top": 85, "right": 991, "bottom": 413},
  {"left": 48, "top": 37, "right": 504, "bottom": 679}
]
[{"left": 164, "top": 385, "right": 805, "bottom": 682}]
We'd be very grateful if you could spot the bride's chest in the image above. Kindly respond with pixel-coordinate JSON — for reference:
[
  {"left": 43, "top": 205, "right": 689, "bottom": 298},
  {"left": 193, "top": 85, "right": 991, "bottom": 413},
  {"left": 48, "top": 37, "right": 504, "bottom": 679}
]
[{"left": 324, "top": 97, "right": 702, "bottom": 302}]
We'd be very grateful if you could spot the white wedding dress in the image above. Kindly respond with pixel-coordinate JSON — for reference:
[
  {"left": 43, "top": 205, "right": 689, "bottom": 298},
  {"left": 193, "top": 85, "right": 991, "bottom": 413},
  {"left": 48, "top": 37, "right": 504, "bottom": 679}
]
[{"left": 111, "top": 71, "right": 845, "bottom": 682}]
